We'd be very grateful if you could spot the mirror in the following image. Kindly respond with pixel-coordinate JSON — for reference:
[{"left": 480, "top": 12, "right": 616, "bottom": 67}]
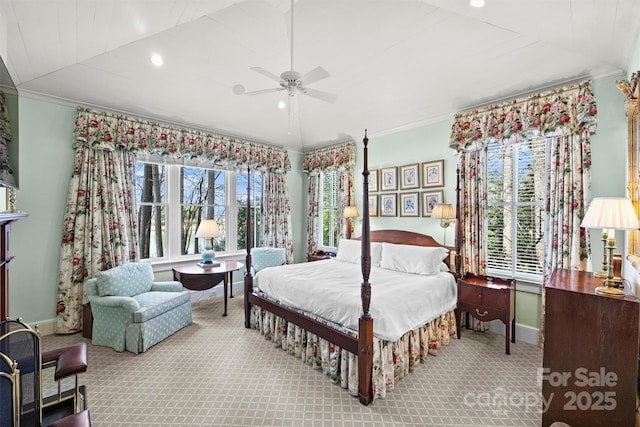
[
  {"left": 617, "top": 72, "right": 640, "bottom": 271},
  {"left": 0, "top": 55, "right": 18, "bottom": 189}
]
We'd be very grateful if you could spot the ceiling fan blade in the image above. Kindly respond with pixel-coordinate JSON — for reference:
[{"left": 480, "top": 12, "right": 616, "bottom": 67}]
[
  {"left": 244, "top": 87, "right": 286, "bottom": 96},
  {"left": 299, "top": 66, "right": 330, "bottom": 86},
  {"left": 250, "top": 67, "right": 283, "bottom": 83},
  {"left": 300, "top": 87, "right": 338, "bottom": 103}
]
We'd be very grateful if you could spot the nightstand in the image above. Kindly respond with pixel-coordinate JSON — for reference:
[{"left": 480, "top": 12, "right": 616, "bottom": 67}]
[
  {"left": 307, "top": 251, "right": 335, "bottom": 262},
  {"left": 457, "top": 274, "right": 515, "bottom": 354}
]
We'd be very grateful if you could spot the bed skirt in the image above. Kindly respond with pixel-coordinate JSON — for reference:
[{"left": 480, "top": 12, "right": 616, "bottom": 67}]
[{"left": 249, "top": 306, "right": 457, "bottom": 400}]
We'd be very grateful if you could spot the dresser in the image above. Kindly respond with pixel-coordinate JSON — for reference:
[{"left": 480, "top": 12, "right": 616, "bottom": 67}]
[
  {"left": 0, "top": 212, "right": 28, "bottom": 320},
  {"left": 542, "top": 268, "right": 639, "bottom": 427}
]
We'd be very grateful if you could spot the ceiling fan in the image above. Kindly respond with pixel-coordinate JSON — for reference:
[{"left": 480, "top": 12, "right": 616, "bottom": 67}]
[{"left": 232, "top": 0, "right": 337, "bottom": 104}]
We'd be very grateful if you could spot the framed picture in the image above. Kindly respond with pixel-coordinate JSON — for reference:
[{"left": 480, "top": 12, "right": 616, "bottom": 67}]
[
  {"left": 422, "top": 160, "right": 445, "bottom": 188},
  {"left": 368, "top": 195, "right": 378, "bottom": 217},
  {"left": 380, "top": 193, "right": 397, "bottom": 217},
  {"left": 380, "top": 167, "right": 397, "bottom": 192},
  {"left": 400, "top": 192, "right": 419, "bottom": 217},
  {"left": 368, "top": 169, "right": 379, "bottom": 192},
  {"left": 400, "top": 163, "right": 419, "bottom": 190},
  {"left": 422, "top": 190, "right": 444, "bottom": 217}
]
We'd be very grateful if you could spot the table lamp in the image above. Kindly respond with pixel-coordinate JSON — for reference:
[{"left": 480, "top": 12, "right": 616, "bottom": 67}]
[
  {"left": 343, "top": 206, "right": 359, "bottom": 239},
  {"left": 431, "top": 203, "right": 455, "bottom": 245},
  {"left": 580, "top": 197, "right": 639, "bottom": 295},
  {"left": 195, "top": 219, "right": 221, "bottom": 268}
]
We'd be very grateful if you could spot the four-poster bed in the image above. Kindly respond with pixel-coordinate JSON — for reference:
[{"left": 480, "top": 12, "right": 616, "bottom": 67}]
[{"left": 243, "top": 131, "right": 459, "bottom": 405}]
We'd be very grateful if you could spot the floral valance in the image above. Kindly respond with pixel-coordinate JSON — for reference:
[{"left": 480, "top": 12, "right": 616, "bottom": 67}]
[
  {"left": 74, "top": 108, "right": 291, "bottom": 172},
  {"left": 302, "top": 142, "right": 355, "bottom": 173},
  {"left": 449, "top": 80, "right": 597, "bottom": 152}
]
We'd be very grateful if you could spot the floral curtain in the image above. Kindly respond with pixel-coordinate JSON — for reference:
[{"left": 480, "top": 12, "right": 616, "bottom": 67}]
[
  {"left": 56, "top": 147, "right": 138, "bottom": 333},
  {"left": 450, "top": 81, "right": 597, "bottom": 340},
  {"left": 0, "top": 91, "right": 16, "bottom": 186},
  {"left": 261, "top": 171, "right": 294, "bottom": 263},
  {"left": 303, "top": 143, "right": 356, "bottom": 255},
  {"left": 56, "top": 107, "right": 292, "bottom": 333}
]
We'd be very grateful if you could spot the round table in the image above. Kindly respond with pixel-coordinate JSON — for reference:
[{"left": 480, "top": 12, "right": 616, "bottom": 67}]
[{"left": 172, "top": 260, "right": 244, "bottom": 316}]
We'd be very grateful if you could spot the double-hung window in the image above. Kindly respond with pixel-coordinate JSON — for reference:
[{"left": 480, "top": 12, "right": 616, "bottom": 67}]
[
  {"left": 319, "top": 170, "right": 339, "bottom": 250},
  {"left": 485, "top": 138, "right": 548, "bottom": 281},
  {"left": 135, "top": 160, "right": 262, "bottom": 262}
]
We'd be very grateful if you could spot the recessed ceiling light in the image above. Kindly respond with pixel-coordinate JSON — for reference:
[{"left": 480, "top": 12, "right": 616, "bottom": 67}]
[
  {"left": 150, "top": 53, "right": 163, "bottom": 67},
  {"left": 470, "top": 0, "right": 485, "bottom": 7},
  {"left": 278, "top": 101, "right": 286, "bottom": 109}
]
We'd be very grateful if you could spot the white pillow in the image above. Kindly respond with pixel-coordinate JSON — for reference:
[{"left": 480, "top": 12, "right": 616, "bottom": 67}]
[
  {"left": 380, "top": 242, "right": 449, "bottom": 276},
  {"left": 336, "top": 239, "right": 383, "bottom": 266}
]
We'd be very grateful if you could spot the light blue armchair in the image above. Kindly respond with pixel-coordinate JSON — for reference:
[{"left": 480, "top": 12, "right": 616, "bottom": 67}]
[{"left": 86, "top": 262, "right": 192, "bottom": 354}]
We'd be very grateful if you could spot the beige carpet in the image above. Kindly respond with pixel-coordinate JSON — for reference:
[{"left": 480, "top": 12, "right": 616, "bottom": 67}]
[{"left": 42, "top": 294, "right": 543, "bottom": 426}]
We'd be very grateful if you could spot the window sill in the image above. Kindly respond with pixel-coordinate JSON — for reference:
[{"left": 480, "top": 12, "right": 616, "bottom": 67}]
[{"left": 485, "top": 269, "right": 542, "bottom": 294}]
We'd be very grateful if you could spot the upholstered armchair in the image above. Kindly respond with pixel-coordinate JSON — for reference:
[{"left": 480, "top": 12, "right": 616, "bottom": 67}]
[
  {"left": 251, "top": 247, "right": 286, "bottom": 275},
  {"left": 86, "top": 262, "right": 192, "bottom": 354}
]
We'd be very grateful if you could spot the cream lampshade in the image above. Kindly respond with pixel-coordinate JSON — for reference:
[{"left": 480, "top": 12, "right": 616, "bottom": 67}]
[
  {"left": 343, "top": 206, "right": 359, "bottom": 239},
  {"left": 195, "top": 219, "right": 221, "bottom": 268},
  {"left": 580, "top": 197, "right": 639, "bottom": 295},
  {"left": 431, "top": 203, "right": 455, "bottom": 245}
]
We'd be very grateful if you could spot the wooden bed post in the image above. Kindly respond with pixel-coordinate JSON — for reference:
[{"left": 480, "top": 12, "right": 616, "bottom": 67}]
[
  {"left": 244, "top": 164, "right": 253, "bottom": 328},
  {"left": 454, "top": 162, "right": 462, "bottom": 278},
  {"left": 358, "top": 130, "right": 374, "bottom": 405}
]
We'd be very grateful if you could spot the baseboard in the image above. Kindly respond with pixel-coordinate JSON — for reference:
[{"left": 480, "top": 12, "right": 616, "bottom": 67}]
[
  {"left": 487, "top": 320, "right": 539, "bottom": 346},
  {"left": 30, "top": 319, "right": 56, "bottom": 336}
]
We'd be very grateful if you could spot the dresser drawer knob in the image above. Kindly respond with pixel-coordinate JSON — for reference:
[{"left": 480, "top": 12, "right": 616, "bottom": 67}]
[{"left": 476, "top": 308, "right": 488, "bottom": 317}]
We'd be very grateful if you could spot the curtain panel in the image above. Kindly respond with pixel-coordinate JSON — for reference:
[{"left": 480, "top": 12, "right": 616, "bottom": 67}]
[
  {"left": 0, "top": 92, "right": 15, "bottom": 185},
  {"left": 261, "top": 171, "right": 295, "bottom": 263},
  {"left": 57, "top": 107, "right": 293, "bottom": 333},
  {"left": 303, "top": 143, "right": 356, "bottom": 254}
]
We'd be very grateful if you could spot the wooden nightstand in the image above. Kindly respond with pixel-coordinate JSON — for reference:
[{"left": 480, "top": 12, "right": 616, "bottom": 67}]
[
  {"left": 307, "top": 251, "right": 335, "bottom": 262},
  {"left": 456, "top": 274, "right": 515, "bottom": 354}
]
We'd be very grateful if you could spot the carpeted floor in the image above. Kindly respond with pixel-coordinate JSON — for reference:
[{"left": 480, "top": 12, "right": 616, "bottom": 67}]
[{"left": 42, "top": 294, "right": 544, "bottom": 426}]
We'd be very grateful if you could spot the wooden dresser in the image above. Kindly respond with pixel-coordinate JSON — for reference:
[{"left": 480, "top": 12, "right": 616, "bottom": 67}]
[
  {"left": 0, "top": 212, "right": 28, "bottom": 320},
  {"left": 542, "top": 268, "right": 639, "bottom": 427}
]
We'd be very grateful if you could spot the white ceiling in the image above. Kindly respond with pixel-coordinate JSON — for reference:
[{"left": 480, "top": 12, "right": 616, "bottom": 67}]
[{"left": 1, "top": 0, "right": 639, "bottom": 152}]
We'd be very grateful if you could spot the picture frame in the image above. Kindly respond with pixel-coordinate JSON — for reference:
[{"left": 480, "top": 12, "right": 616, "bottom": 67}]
[
  {"left": 380, "top": 193, "right": 397, "bottom": 217},
  {"left": 400, "top": 163, "right": 419, "bottom": 190},
  {"left": 368, "top": 169, "right": 379, "bottom": 192},
  {"left": 422, "top": 190, "right": 444, "bottom": 217},
  {"left": 422, "top": 160, "right": 445, "bottom": 188},
  {"left": 380, "top": 167, "right": 397, "bottom": 192},
  {"left": 368, "top": 195, "right": 378, "bottom": 217},
  {"left": 400, "top": 192, "right": 419, "bottom": 217}
]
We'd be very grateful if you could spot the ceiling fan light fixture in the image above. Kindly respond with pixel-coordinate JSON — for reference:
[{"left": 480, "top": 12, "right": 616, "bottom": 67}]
[
  {"left": 278, "top": 100, "right": 287, "bottom": 109},
  {"left": 470, "top": 0, "right": 485, "bottom": 7}
]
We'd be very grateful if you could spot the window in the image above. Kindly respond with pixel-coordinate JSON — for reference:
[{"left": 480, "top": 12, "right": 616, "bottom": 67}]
[
  {"left": 319, "top": 170, "right": 340, "bottom": 249},
  {"left": 135, "top": 161, "right": 262, "bottom": 262},
  {"left": 486, "top": 139, "right": 548, "bottom": 279}
]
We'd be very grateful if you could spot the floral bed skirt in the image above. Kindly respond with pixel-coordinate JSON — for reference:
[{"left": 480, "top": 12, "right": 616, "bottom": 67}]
[{"left": 250, "top": 306, "right": 457, "bottom": 400}]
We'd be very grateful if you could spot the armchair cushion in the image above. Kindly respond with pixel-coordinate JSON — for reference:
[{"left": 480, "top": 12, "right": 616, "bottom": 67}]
[
  {"left": 133, "top": 291, "right": 191, "bottom": 323},
  {"left": 96, "top": 262, "right": 154, "bottom": 297}
]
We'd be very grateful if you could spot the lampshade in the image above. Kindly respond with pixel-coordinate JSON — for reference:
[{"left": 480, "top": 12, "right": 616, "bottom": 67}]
[
  {"left": 195, "top": 219, "right": 221, "bottom": 239},
  {"left": 580, "top": 198, "right": 640, "bottom": 230},
  {"left": 343, "top": 206, "right": 360, "bottom": 218},
  {"left": 431, "top": 204, "right": 455, "bottom": 220}
]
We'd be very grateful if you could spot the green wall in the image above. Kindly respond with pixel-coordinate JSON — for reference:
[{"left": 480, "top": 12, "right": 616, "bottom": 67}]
[{"left": 4, "top": 69, "right": 633, "bottom": 330}]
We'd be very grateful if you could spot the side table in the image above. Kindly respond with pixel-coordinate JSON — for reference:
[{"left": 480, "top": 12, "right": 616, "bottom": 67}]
[
  {"left": 457, "top": 274, "right": 515, "bottom": 354},
  {"left": 172, "top": 260, "right": 243, "bottom": 316}
]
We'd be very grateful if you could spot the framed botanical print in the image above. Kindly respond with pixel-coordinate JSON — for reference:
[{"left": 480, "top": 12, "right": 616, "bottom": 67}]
[
  {"left": 368, "top": 169, "right": 379, "bottom": 192},
  {"left": 400, "top": 192, "right": 419, "bottom": 217},
  {"left": 368, "top": 195, "right": 378, "bottom": 217},
  {"left": 380, "top": 193, "right": 397, "bottom": 217},
  {"left": 422, "top": 160, "right": 444, "bottom": 188},
  {"left": 380, "top": 167, "right": 397, "bottom": 192},
  {"left": 422, "top": 190, "right": 443, "bottom": 217},
  {"left": 400, "top": 163, "right": 419, "bottom": 190}
]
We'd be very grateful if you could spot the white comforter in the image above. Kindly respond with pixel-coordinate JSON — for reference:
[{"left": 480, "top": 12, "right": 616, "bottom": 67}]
[{"left": 254, "top": 258, "right": 457, "bottom": 341}]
